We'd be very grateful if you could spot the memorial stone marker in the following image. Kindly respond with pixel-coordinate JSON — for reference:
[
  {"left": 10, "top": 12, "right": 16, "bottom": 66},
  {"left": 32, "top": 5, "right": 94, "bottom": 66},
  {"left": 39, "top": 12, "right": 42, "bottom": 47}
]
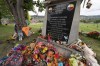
[{"left": 42, "top": 0, "right": 82, "bottom": 44}]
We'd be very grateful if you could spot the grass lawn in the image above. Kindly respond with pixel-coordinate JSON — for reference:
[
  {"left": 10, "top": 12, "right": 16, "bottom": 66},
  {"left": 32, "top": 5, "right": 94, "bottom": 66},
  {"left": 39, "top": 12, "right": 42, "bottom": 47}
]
[
  {"left": 0, "top": 24, "right": 14, "bottom": 41},
  {"left": 79, "top": 23, "right": 100, "bottom": 32},
  {"left": 0, "top": 23, "right": 42, "bottom": 41},
  {"left": 0, "top": 23, "right": 43, "bottom": 58},
  {"left": 0, "top": 23, "right": 100, "bottom": 63}
]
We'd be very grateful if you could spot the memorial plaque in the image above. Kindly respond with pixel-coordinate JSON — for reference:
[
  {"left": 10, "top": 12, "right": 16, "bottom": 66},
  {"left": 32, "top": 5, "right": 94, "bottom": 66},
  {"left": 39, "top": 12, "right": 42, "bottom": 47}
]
[{"left": 46, "top": 1, "right": 77, "bottom": 43}]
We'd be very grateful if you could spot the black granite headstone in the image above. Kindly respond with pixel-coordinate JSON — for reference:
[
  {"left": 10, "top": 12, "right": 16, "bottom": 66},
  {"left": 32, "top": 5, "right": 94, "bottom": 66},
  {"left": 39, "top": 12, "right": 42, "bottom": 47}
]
[{"left": 46, "top": 1, "right": 77, "bottom": 43}]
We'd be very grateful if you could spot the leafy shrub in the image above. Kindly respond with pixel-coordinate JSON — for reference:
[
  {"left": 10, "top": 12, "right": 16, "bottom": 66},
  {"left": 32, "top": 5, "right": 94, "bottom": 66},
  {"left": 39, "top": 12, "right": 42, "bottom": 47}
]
[{"left": 87, "top": 31, "right": 100, "bottom": 38}]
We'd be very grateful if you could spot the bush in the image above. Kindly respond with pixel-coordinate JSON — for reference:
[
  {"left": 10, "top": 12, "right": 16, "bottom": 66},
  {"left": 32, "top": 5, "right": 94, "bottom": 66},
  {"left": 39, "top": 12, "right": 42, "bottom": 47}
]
[{"left": 87, "top": 31, "right": 100, "bottom": 38}]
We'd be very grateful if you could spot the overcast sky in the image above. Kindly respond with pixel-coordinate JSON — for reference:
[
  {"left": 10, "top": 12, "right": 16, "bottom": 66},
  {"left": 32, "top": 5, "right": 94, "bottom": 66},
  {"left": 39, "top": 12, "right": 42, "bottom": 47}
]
[
  {"left": 80, "top": 0, "right": 100, "bottom": 16},
  {"left": 29, "top": 0, "right": 100, "bottom": 16}
]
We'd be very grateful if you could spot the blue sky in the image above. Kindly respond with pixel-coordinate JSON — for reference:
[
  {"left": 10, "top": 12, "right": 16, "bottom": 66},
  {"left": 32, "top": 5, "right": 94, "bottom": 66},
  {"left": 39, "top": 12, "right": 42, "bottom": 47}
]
[{"left": 29, "top": 0, "right": 100, "bottom": 16}]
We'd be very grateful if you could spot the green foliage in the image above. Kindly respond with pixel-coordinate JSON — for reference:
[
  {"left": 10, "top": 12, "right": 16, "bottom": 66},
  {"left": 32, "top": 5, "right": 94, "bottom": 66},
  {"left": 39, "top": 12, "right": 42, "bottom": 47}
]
[
  {"left": 80, "top": 19, "right": 94, "bottom": 23},
  {"left": 36, "top": 0, "right": 45, "bottom": 12},
  {"left": 24, "top": 0, "right": 34, "bottom": 11},
  {"left": 0, "top": 0, "right": 45, "bottom": 19},
  {"left": 0, "top": 0, "right": 45, "bottom": 20},
  {"left": 23, "top": 0, "right": 45, "bottom": 12},
  {"left": 0, "top": 12, "right": 1, "bottom": 19},
  {"left": 23, "top": 0, "right": 45, "bottom": 23},
  {"left": 23, "top": 0, "right": 45, "bottom": 22},
  {"left": 94, "top": 20, "right": 100, "bottom": 23},
  {"left": 80, "top": 19, "right": 100, "bottom": 23},
  {"left": 80, "top": 20, "right": 87, "bottom": 23},
  {"left": 38, "top": 3, "right": 45, "bottom": 12},
  {"left": 0, "top": 0, "right": 12, "bottom": 18},
  {"left": 87, "top": 31, "right": 100, "bottom": 39}
]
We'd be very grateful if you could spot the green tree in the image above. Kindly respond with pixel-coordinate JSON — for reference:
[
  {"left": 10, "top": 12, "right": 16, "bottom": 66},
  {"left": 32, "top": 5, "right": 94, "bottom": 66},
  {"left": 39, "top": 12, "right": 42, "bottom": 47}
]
[
  {"left": 0, "top": 0, "right": 12, "bottom": 25},
  {"left": 94, "top": 20, "right": 100, "bottom": 23},
  {"left": 80, "top": 19, "right": 87, "bottom": 23},
  {"left": 4, "top": 0, "right": 44, "bottom": 30},
  {"left": 94, "top": 20, "right": 100, "bottom": 28},
  {"left": 0, "top": 12, "right": 1, "bottom": 25}
]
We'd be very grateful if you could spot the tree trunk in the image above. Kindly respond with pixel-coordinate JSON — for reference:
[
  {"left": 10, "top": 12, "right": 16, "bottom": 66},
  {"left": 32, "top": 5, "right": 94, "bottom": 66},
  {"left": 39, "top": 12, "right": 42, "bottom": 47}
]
[
  {"left": 97, "top": 23, "right": 98, "bottom": 28},
  {"left": 20, "top": 0, "right": 27, "bottom": 26},
  {"left": 0, "top": 12, "right": 2, "bottom": 25},
  {"left": 5, "top": 0, "right": 27, "bottom": 29},
  {"left": 17, "top": 0, "right": 23, "bottom": 27},
  {"left": 5, "top": 0, "right": 20, "bottom": 28},
  {"left": 0, "top": 18, "right": 2, "bottom": 25},
  {"left": 17, "top": 0, "right": 26, "bottom": 27},
  {"left": 4, "top": 0, "right": 27, "bottom": 40}
]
